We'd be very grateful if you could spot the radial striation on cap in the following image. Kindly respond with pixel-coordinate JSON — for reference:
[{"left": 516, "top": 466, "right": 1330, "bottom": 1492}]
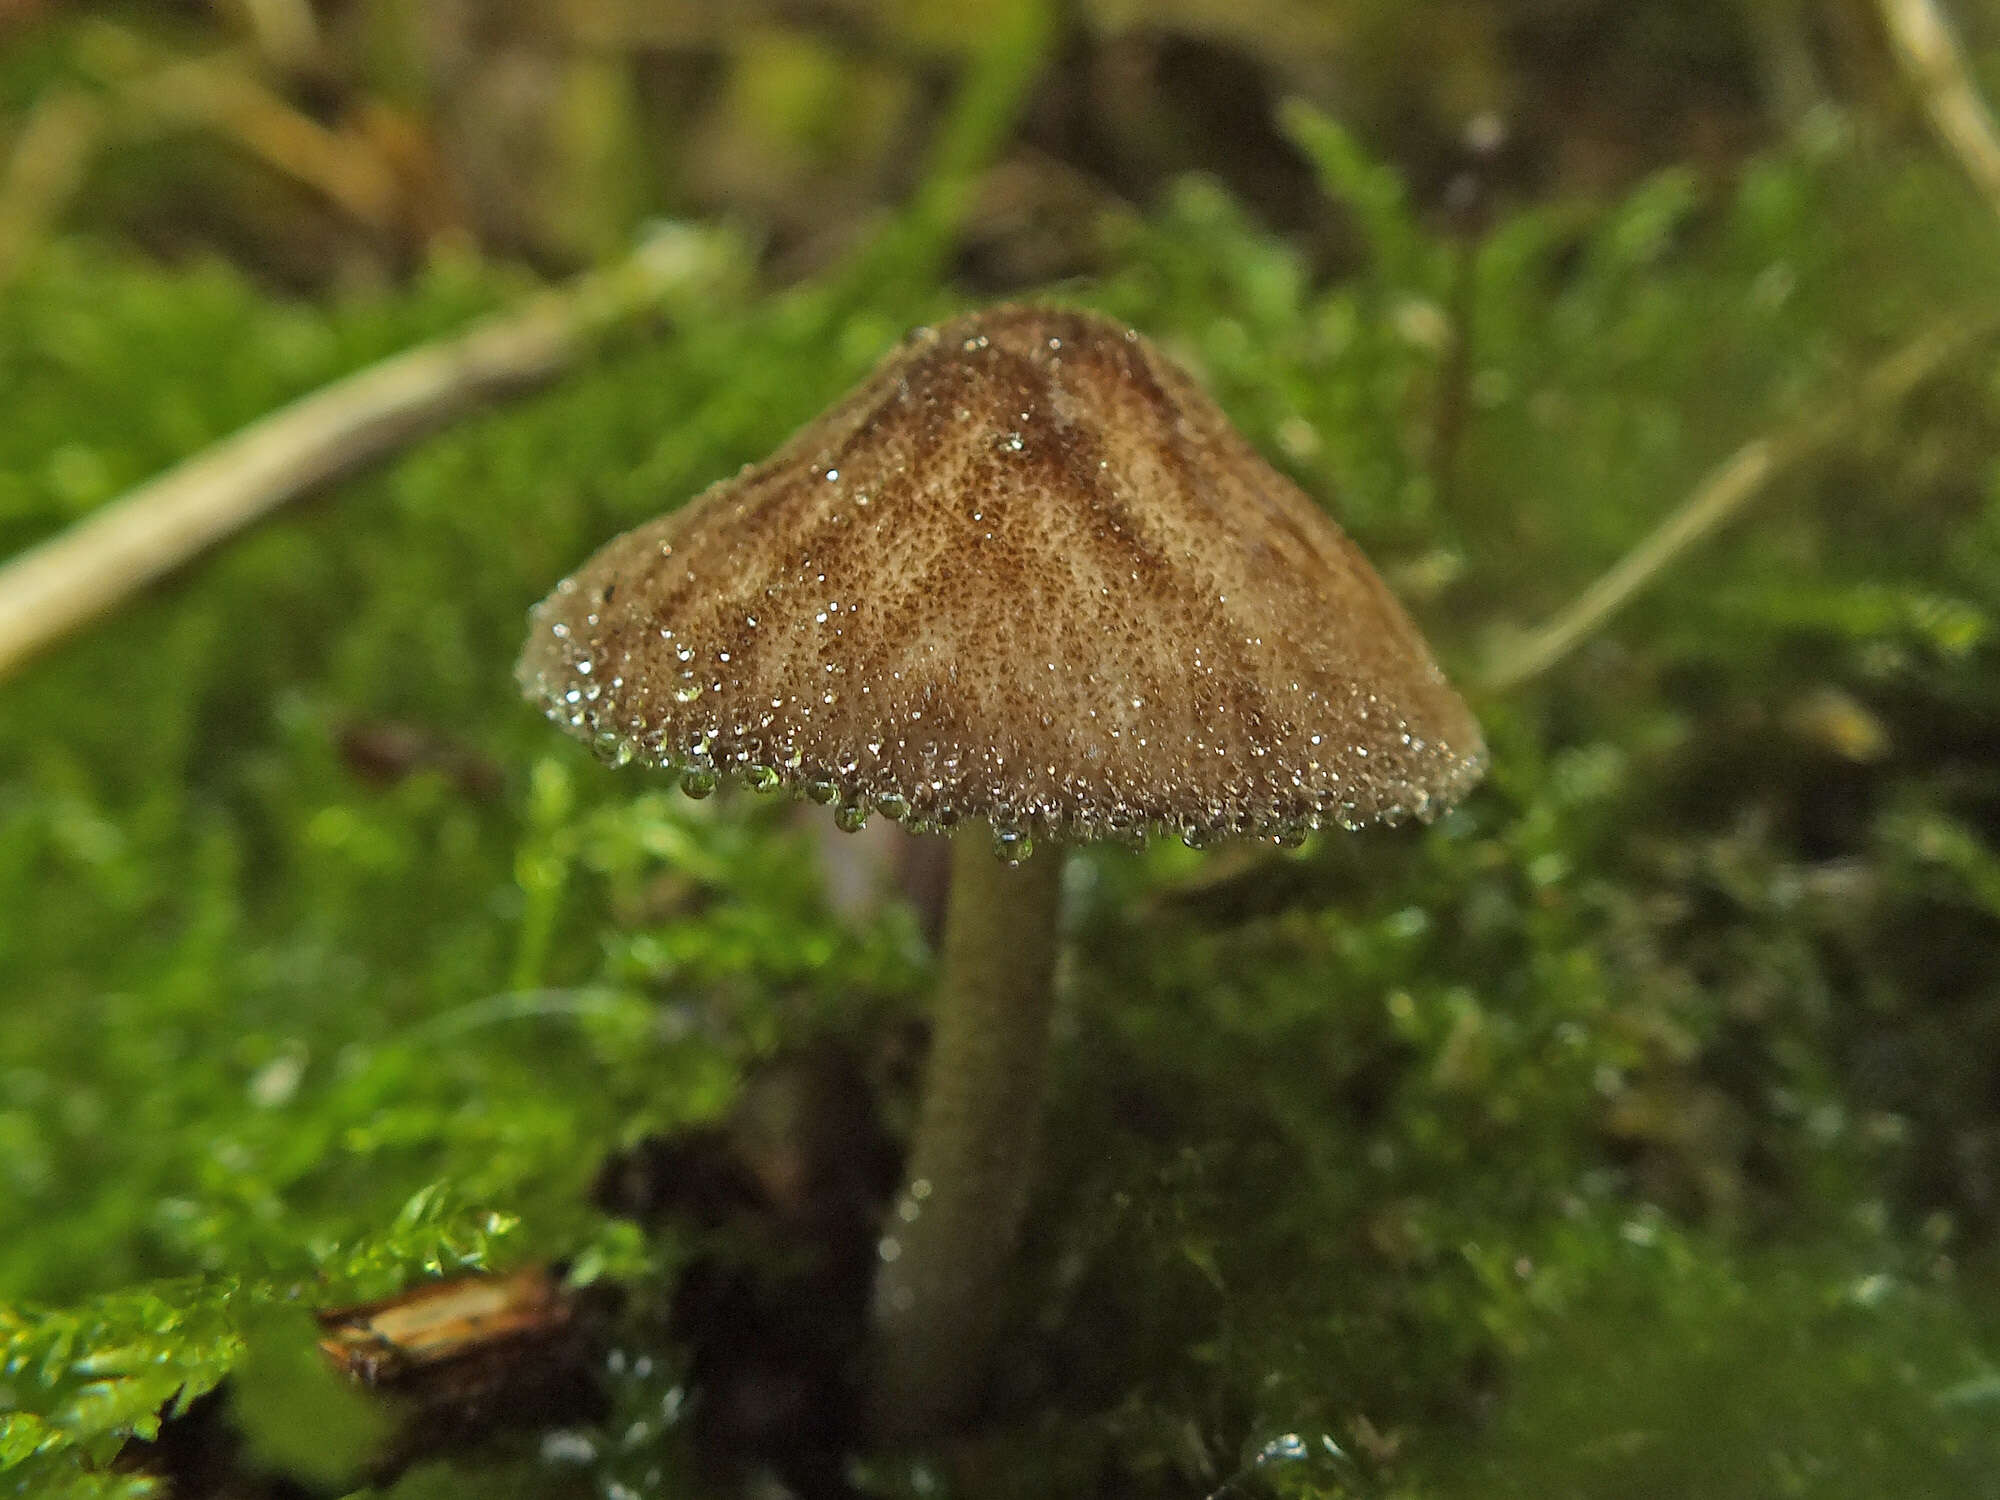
[{"left": 518, "top": 303, "right": 1484, "bottom": 848}]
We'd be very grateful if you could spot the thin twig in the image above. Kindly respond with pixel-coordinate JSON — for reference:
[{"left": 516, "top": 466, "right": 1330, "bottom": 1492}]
[
  {"left": 134, "top": 54, "right": 402, "bottom": 231},
  {"left": 0, "top": 87, "right": 103, "bottom": 289},
  {"left": 0, "top": 232, "right": 722, "bottom": 683},
  {"left": 67, "top": 26, "right": 411, "bottom": 235},
  {"left": 0, "top": 40, "right": 416, "bottom": 279},
  {"left": 1485, "top": 313, "right": 2000, "bottom": 692},
  {"left": 237, "top": 0, "right": 325, "bottom": 76},
  {"left": 1879, "top": 0, "right": 2000, "bottom": 222}
]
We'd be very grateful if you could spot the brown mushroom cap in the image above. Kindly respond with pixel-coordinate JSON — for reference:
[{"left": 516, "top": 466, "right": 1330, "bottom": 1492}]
[{"left": 518, "top": 304, "right": 1484, "bottom": 850}]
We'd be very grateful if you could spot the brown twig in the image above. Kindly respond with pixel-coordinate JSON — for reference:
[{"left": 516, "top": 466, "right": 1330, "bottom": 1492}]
[
  {"left": 0, "top": 231, "right": 723, "bottom": 682},
  {"left": 1485, "top": 312, "right": 2000, "bottom": 692},
  {"left": 1879, "top": 0, "right": 2000, "bottom": 223}
]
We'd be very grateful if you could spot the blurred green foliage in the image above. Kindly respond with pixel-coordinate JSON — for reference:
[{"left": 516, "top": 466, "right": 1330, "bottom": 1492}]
[{"left": 5, "top": 12, "right": 2000, "bottom": 1496}]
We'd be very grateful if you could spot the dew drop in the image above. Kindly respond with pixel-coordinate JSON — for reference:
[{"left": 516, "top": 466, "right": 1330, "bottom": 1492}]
[
  {"left": 806, "top": 778, "right": 839, "bottom": 805},
  {"left": 834, "top": 801, "right": 870, "bottom": 833},
  {"left": 875, "top": 792, "right": 909, "bottom": 822},
  {"left": 673, "top": 680, "right": 703, "bottom": 703},
  {"left": 992, "top": 826, "right": 1034, "bottom": 863},
  {"left": 679, "top": 766, "right": 717, "bottom": 799},
  {"left": 745, "top": 764, "right": 781, "bottom": 793}
]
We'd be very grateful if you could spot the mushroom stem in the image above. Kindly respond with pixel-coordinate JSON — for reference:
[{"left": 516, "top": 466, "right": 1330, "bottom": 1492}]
[{"left": 870, "top": 826, "right": 1066, "bottom": 1440}]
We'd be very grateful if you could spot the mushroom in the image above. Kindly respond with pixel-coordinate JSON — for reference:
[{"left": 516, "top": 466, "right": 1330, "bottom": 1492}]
[{"left": 517, "top": 303, "right": 1485, "bottom": 1440}]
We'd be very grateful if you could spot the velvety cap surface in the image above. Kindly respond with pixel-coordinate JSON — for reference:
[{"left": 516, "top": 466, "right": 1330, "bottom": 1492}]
[{"left": 518, "top": 304, "right": 1484, "bottom": 847}]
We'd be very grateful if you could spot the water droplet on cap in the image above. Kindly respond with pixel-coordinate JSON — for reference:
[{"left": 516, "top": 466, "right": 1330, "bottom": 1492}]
[{"left": 992, "top": 826, "right": 1034, "bottom": 863}]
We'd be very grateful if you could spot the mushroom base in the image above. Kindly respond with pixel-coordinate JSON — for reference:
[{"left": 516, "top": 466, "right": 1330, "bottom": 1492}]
[{"left": 869, "top": 828, "right": 1066, "bottom": 1441}]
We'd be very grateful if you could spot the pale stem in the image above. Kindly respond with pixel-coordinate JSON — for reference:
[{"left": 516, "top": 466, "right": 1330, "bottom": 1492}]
[{"left": 869, "top": 827, "right": 1066, "bottom": 1441}]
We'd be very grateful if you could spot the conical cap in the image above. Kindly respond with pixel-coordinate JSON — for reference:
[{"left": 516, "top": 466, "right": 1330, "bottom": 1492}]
[{"left": 519, "top": 304, "right": 1484, "bottom": 846}]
